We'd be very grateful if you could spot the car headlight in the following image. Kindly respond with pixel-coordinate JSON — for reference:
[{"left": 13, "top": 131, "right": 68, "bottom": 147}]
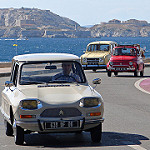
[
  {"left": 79, "top": 97, "right": 101, "bottom": 107},
  {"left": 109, "top": 62, "right": 113, "bottom": 65},
  {"left": 129, "top": 61, "right": 133, "bottom": 65},
  {"left": 20, "top": 99, "right": 42, "bottom": 110},
  {"left": 82, "top": 58, "right": 87, "bottom": 63},
  {"left": 99, "top": 58, "right": 103, "bottom": 62}
]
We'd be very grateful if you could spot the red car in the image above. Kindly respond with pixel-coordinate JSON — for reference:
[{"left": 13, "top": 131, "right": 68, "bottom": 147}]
[{"left": 107, "top": 44, "right": 145, "bottom": 77}]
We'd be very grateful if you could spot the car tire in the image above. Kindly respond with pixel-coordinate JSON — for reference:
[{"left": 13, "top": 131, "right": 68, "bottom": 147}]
[
  {"left": 90, "top": 123, "right": 102, "bottom": 143},
  {"left": 140, "top": 70, "right": 144, "bottom": 77},
  {"left": 93, "top": 69, "right": 97, "bottom": 72},
  {"left": 14, "top": 124, "right": 24, "bottom": 145},
  {"left": 114, "top": 72, "right": 118, "bottom": 76},
  {"left": 4, "top": 120, "right": 13, "bottom": 136},
  {"left": 134, "top": 70, "right": 138, "bottom": 77},
  {"left": 107, "top": 71, "right": 111, "bottom": 77}
]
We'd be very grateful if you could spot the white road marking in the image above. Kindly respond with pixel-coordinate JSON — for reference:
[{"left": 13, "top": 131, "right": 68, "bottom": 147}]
[
  {"left": 122, "top": 141, "right": 148, "bottom": 150},
  {"left": 128, "top": 145, "right": 147, "bottom": 150},
  {"left": 134, "top": 78, "right": 150, "bottom": 95}
]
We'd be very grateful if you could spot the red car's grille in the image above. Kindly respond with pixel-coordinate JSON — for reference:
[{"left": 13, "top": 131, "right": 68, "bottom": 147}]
[{"left": 112, "top": 61, "right": 129, "bottom": 66}]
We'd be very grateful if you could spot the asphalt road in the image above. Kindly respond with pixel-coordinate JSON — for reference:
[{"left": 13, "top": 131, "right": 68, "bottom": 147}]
[{"left": 0, "top": 68, "right": 150, "bottom": 150}]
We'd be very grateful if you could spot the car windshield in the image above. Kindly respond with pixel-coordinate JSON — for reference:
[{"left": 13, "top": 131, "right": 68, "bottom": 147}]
[
  {"left": 113, "top": 47, "right": 137, "bottom": 56},
  {"left": 87, "top": 44, "right": 109, "bottom": 52},
  {"left": 20, "top": 61, "right": 86, "bottom": 85}
]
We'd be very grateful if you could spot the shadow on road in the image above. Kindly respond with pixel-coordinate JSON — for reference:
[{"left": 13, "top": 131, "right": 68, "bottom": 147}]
[{"left": 23, "top": 131, "right": 149, "bottom": 148}]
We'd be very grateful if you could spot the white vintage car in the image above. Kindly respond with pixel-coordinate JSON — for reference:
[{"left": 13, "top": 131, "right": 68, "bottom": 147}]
[{"left": 0, "top": 53, "right": 104, "bottom": 145}]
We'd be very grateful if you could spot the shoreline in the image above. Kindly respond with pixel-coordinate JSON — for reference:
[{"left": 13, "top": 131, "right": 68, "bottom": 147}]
[
  {"left": 0, "top": 62, "right": 11, "bottom": 68},
  {"left": 0, "top": 57, "right": 150, "bottom": 68}
]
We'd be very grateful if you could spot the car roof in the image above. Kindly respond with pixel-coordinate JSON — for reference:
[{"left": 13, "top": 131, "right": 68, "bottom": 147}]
[
  {"left": 13, "top": 53, "right": 80, "bottom": 62},
  {"left": 87, "top": 41, "right": 117, "bottom": 46}
]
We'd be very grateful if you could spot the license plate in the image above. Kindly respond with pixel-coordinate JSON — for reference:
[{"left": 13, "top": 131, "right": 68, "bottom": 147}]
[
  {"left": 44, "top": 120, "right": 80, "bottom": 129},
  {"left": 116, "top": 68, "right": 127, "bottom": 71}
]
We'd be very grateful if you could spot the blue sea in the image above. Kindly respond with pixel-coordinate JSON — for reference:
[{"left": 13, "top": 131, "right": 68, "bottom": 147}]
[{"left": 0, "top": 37, "right": 150, "bottom": 62}]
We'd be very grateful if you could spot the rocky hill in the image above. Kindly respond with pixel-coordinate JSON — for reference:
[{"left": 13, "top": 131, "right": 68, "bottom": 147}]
[
  {"left": 0, "top": 7, "right": 91, "bottom": 38},
  {"left": 90, "top": 19, "right": 150, "bottom": 37},
  {"left": 1, "top": 8, "right": 150, "bottom": 38}
]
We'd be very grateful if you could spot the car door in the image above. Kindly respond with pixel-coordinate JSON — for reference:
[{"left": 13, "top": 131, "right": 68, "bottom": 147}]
[{"left": 2, "top": 62, "right": 19, "bottom": 118}]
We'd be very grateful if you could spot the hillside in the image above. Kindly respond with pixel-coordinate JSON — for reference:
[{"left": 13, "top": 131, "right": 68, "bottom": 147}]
[
  {"left": 1, "top": 8, "right": 150, "bottom": 38},
  {"left": 0, "top": 7, "right": 91, "bottom": 38},
  {"left": 90, "top": 19, "right": 150, "bottom": 37}
]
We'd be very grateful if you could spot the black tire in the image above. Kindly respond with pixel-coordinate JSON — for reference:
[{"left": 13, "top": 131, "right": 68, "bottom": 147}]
[
  {"left": 4, "top": 120, "right": 13, "bottom": 136},
  {"left": 140, "top": 70, "right": 144, "bottom": 77},
  {"left": 140, "top": 65, "right": 144, "bottom": 77},
  {"left": 93, "top": 69, "right": 97, "bottom": 72},
  {"left": 134, "top": 70, "right": 138, "bottom": 77},
  {"left": 75, "top": 131, "right": 82, "bottom": 134},
  {"left": 107, "top": 71, "right": 111, "bottom": 77},
  {"left": 114, "top": 72, "right": 118, "bottom": 76},
  {"left": 90, "top": 123, "right": 102, "bottom": 143},
  {"left": 14, "top": 125, "right": 24, "bottom": 145}
]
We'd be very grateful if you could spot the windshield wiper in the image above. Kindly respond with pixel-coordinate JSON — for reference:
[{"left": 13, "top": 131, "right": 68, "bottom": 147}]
[{"left": 20, "top": 80, "right": 46, "bottom": 85}]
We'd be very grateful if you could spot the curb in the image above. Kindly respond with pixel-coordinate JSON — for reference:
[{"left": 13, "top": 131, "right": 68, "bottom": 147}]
[
  {"left": 134, "top": 78, "right": 150, "bottom": 95},
  {"left": 145, "top": 63, "right": 150, "bottom": 67},
  {"left": 0, "top": 72, "right": 11, "bottom": 77}
]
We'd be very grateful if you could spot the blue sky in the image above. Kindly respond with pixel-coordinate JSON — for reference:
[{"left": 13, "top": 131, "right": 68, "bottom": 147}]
[{"left": 0, "top": 0, "right": 150, "bottom": 26}]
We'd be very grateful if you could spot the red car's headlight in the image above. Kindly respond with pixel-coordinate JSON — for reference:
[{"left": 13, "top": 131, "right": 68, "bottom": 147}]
[
  {"left": 129, "top": 61, "right": 133, "bottom": 65},
  {"left": 109, "top": 62, "right": 113, "bottom": 66}
]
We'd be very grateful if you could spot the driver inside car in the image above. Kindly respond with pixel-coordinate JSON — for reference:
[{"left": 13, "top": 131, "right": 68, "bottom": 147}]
[{"left": 52, "top": 62, "right": 81, "bottom": 82}]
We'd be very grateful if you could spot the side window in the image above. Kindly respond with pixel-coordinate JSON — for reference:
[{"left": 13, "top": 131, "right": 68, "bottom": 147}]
[{"left": 10, "top": 63, "right": 19, "bottom": 86}]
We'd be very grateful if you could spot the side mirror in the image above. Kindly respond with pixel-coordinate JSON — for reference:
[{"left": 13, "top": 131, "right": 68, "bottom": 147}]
[
  {"left": 5, "top": 81, "right": 14, "bottom": 87},
  {"left": 92, "top": 78, "right": 101, "bottom": 84}
]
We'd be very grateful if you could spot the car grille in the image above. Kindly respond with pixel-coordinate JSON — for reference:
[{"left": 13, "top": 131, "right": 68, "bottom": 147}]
[
  {"left": 40, "top": 107, "right": 82, "bottom": 118},
  {"left": 112, "top": 61, "right": 128, "bottom": 66},
  {"left": 87, "top": 58, "right": 99, "bottom": 63}
]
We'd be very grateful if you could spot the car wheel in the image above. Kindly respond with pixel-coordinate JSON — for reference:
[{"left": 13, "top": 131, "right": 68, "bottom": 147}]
[
  {"left": 134, "top": 70, "right": 138, "bottom": 77},
  {"left": 75, "top": 131, "right": 82, "bottom": 134},
  {"left": 140, "top": 70, "right": 144, "bottom": 77},
  {"left": 93, "top": 69, "right": 97, "bottom": 72},
  {"left": 107, "top": 71, "right": 111, "bottom": 77},
  {"left": 90, "top": 123, "right": 102, "bottom": 143},
  {"left": 114, "top": 72, "right": 118, "bottom": 76},
  {"left": 4, "top": 120, "right": 13, "bottom": 136},
  {"left": 13, "top": 119, "right": 24, "bottom": 145}
]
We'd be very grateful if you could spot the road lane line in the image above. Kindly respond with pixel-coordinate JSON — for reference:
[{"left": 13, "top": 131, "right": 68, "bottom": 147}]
[
  {"left": 128, "top": 145, "right": 147, "bottom": 150},
  {"left": 134, "top": 78, "right": 150, "bottom": 95},
  {"left": 122, "top": 141, "right": 147, "bottom": 150}
]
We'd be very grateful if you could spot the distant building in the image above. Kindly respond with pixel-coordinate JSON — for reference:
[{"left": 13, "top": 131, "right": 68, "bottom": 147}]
[
  {"left": 122, "top": 19, "right": 149, "bottom": 26},
  {"left": 108, "top": 19, "right": 121, "bottom": 24}
]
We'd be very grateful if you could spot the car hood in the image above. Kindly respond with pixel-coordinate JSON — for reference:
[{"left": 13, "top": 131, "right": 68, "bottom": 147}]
[
  {"left": 19, "top": 84, "right": 100, "bottom": 105},
  {"left": 81, "top": 52, "right": 109, "bottom": 58},
  {"left": 110, "top": 56, "right": 136, "bottom": 62}
]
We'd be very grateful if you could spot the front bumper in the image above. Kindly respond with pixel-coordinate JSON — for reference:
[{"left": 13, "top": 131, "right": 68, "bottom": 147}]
[
  {"left": 107, "top": 66, "right": 136, "bottom": 72},
  {"left": 15, "top": 117, "right": 104, "bottom": 133},
  {"left": 82, "top": 64, "right": 106, "bottom": 69}
]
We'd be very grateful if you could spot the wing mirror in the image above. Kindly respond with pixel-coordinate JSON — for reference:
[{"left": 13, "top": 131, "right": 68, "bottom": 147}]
[
  {"left": 92, "top": 78, "right": 101, "bottom": 84},
  {"left": 92, "top": 78, "right": 101, "bottom": 89},
  {"left": 5, "top": 81, "right": 14, "bottom": 87}
]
